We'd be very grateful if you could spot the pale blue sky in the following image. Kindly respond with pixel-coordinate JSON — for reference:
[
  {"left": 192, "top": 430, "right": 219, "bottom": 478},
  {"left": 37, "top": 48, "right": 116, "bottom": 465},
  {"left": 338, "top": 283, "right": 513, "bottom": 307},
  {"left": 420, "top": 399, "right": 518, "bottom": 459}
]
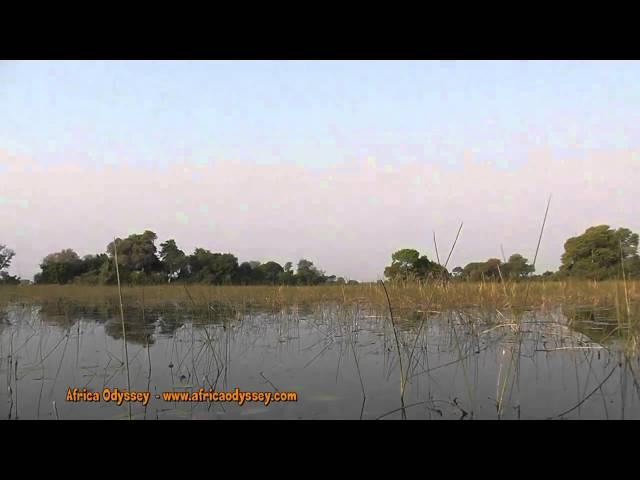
[
  {"left": 2, "top": 61, "right": 640, "bottom": 280},
  {"left": 2, "top": 60, "right": 639, "bottom": 170}
]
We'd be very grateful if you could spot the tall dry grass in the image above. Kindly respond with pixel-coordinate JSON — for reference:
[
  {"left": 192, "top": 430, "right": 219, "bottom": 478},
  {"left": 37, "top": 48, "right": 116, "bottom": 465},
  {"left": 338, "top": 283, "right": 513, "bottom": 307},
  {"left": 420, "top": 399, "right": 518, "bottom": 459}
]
[{"left": 0, "top": 279, "right": 638, "bottom": 314}]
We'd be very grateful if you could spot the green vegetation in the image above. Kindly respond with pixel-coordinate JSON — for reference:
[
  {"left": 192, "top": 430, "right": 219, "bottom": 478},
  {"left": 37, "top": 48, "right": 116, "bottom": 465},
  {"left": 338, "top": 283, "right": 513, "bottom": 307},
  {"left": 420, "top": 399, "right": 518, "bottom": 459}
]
[
  {"left": 0, "top": 245, "right": 19, "bottom": 284},
  {"left": 450, "top": 253, "right": 535, "bottom": 281},
  {"left": 558, "top": 225, "right": 640, "bottom": 280},
  {"left": 3, "top": 223, "right": 640, "bottom": 287},
  {"left": 383, "top": 248, "right": 447, "bottom": 281},
  {"left": 29, "top": 230, "right": 346, "bottom": 286},
  {"left": 388, "top": 225, "right": 640, "bottom": 283}
]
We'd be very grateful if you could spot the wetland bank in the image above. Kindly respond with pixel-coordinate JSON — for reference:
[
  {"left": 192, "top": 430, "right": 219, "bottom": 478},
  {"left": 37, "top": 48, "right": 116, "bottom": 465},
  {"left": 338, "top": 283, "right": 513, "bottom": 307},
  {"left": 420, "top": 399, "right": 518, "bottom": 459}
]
[{"left": 1, "top": 281, "right": 639, "bottom": 420}]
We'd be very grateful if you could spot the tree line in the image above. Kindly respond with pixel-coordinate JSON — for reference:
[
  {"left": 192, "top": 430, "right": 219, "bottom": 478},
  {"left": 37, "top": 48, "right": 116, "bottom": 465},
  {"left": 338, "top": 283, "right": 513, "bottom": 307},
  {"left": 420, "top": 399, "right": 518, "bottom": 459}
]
[
  {"left": 1, "top": 224, "right": 639, "bottom": 285},
  {"left": 384, "top": 224, "right": 640, "bottom": 282},
  {"left": 2, "top": 231, "right": 356, "bottom": 286}
]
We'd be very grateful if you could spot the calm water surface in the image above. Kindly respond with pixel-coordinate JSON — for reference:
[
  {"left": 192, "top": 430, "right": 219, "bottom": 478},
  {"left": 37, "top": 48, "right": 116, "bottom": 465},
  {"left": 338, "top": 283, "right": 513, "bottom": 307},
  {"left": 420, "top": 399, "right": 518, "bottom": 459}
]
[{"left": 1, "top": 302, "right": 638, "bottom": 419}]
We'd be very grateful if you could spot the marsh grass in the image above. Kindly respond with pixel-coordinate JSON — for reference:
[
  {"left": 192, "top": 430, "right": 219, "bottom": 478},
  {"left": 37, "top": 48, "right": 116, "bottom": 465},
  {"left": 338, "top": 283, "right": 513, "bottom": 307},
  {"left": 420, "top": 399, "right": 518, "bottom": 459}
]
[{"left": 0, "top": 280, "right": 639, "bottom": 315}]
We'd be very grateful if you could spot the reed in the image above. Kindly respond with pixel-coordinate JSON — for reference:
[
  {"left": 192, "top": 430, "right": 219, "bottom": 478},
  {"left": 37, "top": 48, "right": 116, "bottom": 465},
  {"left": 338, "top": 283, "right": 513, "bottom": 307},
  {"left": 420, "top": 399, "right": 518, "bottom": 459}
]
[
  {"left": 1, "top": 280, "right": 639, "bottom": 315},
  {"left": 113, "top": 238, "right": 132, "bottom": 421}
]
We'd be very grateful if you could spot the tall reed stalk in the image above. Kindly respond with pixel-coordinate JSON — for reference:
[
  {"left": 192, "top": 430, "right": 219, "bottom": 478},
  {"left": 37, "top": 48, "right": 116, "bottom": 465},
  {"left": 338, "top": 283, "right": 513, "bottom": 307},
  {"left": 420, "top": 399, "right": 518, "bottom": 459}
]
[
  {"left": 113, "top": 238, "right": 132, "bottom": 421},
  {"left": 620, "top": 241, "right": 631, "bottom": 319},
  {"left": 380, "top": 280, "right": 406, "bottom": 418},
  {"left": 523, "top": 195, "right": 552, "bottom": 307}
]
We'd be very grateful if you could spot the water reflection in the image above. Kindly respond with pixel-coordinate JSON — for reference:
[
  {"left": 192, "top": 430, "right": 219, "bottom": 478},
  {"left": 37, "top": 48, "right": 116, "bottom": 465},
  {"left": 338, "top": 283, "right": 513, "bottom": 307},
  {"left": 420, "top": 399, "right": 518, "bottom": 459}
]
[
  {"left": 0, "top": 302, "right": 638, "bottom": 419},
  {"left": 563, "top": 304, "right": 639, "bottom": 347}
]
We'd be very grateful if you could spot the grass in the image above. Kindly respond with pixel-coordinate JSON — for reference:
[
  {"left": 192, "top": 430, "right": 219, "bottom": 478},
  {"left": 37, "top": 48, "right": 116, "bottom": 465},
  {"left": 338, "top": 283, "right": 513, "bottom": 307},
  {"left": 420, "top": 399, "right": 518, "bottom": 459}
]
[{"left": 1, "top": 279, "right": 638, "bottom": 313}]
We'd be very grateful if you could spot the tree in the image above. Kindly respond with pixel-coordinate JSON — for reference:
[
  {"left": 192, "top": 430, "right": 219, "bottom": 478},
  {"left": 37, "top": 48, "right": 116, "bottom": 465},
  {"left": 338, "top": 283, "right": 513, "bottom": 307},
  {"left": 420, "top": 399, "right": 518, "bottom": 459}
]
[
  {"left": 0, "top": 245, "right": 19, "bottom": 284},
  {"left": 247, "top": 261, "right": 265, "bottom": 283},
  {"left": 384, "top": 248, "right": 420, "bottom": 280},
  {"left": 186, "top": 249, "right": 239, "bottom": 284},
  {"left": 461, "top": 262, "right": 484, "bottom": 281},
  {"left": 257, "top": 261, "right": 284, "bottom": 284},
  {"left": 414, "top": 255, "right": 448, "bottom": 280},
  {"left": 559, "top": 225, "right": 640, "bottom": 280},
  {"left": 277, "top": 263, "right": 296, "bottom": 285},
  {"left": 235, "top": 262, "right": 255, "bottom": 284},
  {"left": 487, "top": 259, "right": 504, "bottom": 278},
  {"left": 0, "top": 245, "right": 15, "bottom": 272},
  {"left": 159, "top": 239, "right": 187, "bottom": 282},
  {"left": 503, "top": 253, "right": 535, "bottom": 279},
  {"left": 210, "top": 253, "right": 239, "bottom": 284},
  {"left": 462, "top": 259, "right": 503, "bottom": 281},
  {"left": 28, "top": 231, "right": 345, "bottom": 286},
  {"left": 74, "top": 254, "right": 110, "bottom": 284},
  {"left": 235, "top": 261, "right": 272, "bottom": 284},
  {"left": 106, "top": 230, "right": 162, "bottom": 283},
  {"left": 384, "top": 248, "right": 446, "bottom": 281},
  {"left": 296, "top": 259, "right": 326, "bottom": 285},
  {"left": 37, "top": 249, "right": 83, "bottom": 284}
]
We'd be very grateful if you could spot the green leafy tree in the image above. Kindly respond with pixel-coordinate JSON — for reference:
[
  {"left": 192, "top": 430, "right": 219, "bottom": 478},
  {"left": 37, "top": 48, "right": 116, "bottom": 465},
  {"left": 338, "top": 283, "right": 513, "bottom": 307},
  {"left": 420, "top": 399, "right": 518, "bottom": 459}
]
[
  {"left": 247, "top": 261, "right": 265, "bottom": 283},
  {"left": 159, "top": 239, "right": 187, "bottom": 282},
  {"left": 503, "top": 253, "right": 535, "bottom": 279},
  {"left": 186, "top": 249, "right": 239, "bottom": 284},
  {"left": 559, "top": 225, "right": 640, "bottom": 280},
  {"left": 414, "top": 255, "right": 448, "bottom": 279},
  {"left": 257, "top": 261, "right": 284, "bottom": 284},
  {"left": 384, "top": 248, "right": 446, "bottom": 281},
  {"left": 462, "top": 259, "right": 503, "bottom": 281},
  {"left": 277, "top": 263, "right": 296, "bottom": 285},
  {"left": 36, "top": 249, "right": 83, "bottom": 284},
  {"left": 384, "top": 248, "right": 420, "bottom": 280},
  {"left": 235, "top": 262, "right": 254, "bottom": 284},
  {"left": 74, "top": 254, "right": 110, "bottom": 284},
  {"left": 296, "top": 259, "right": 326, "bottom": 285},
  {"left": 461, "top": 262, "right": 485, "bottom": 281},
  {"left": 28, "top": 232, "right": 345, "bottom": 286},
  {"left": 106, "top": 230, "right": 162, "bottom": 283},
  {"left": 235, "top": 261, "right": 269, "bottom": 284}
]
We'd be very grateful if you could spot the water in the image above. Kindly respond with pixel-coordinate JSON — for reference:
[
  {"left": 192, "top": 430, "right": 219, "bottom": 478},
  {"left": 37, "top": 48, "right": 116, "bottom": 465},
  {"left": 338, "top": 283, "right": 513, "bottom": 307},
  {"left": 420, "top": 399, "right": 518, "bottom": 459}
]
[{"left": 1, "top": 302, "right": 638, "bottom": 419}]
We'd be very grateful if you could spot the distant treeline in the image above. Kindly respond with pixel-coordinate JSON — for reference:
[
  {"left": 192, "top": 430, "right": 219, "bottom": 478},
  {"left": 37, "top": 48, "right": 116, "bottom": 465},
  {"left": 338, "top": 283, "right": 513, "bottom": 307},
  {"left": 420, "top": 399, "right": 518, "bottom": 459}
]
[
  {"left": 1, "top": 224, "right": 639, "bottom": 286},
  {"left": 384, "top": 249, "right": 536, "bottom": 281},
  {"left": 21, "top": 231, "right": 356, "bottom": 286},
  {"left": 384, "top": 225, "right": 640, "bottom": 282}
]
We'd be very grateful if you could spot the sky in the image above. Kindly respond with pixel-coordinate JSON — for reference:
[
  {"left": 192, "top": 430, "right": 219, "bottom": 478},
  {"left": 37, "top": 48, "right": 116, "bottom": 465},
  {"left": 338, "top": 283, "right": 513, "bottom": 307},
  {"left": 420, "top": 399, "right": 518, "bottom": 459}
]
[{"left": 1, "top": 60, "right": 639, "bottom": 281}]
